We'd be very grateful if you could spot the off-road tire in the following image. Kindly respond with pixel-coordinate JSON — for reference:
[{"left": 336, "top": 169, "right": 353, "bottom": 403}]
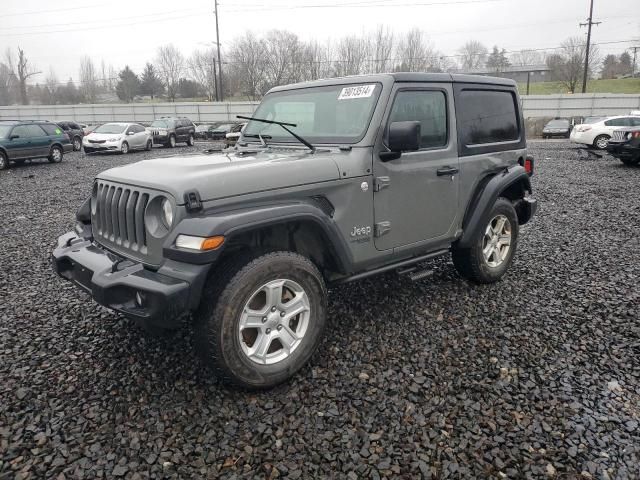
[
  {"left": 593, "top": 134, "right": 610, "bottom": 150},
  {"left": 452, "top": 197, "right": 519, "bottom": 284},
  {"left": 0, "top": 151, "right": 8, "bottom": 170},
  {"left": 48, "top": 145, "right": 63, "bottom": 163},
  {"left": 187, "top": 133, "right": 195, "bottom": 146},
  {"left": 73, "top": 136, "right": 82, "bottom": 151},
  {"left": 194, "top": 251, "right": 327, "bottom": 389}
]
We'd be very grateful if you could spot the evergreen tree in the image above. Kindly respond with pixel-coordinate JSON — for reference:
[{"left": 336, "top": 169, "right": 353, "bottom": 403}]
[
  {"left": 486, "top": 46, "right": 510, "bottom": 72},
  {"left": 115, "top": 66, "right": 140, "bottom": 102},
  {"left": 140, "top": 63, "right": 164, "bottom": 99}
]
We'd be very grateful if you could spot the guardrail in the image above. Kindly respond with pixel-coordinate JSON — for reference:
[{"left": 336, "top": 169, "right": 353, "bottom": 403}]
[{"left": 0, "top": 94, "right": 639, "bottom": 123}]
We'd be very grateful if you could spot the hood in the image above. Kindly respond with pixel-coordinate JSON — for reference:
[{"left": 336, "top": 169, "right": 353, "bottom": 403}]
[
  {"left": 87, "top": 132, "right": 125, "bottom": 140},
  {"left": 97, "top": 149, "right": 342, "bottom": 203}
]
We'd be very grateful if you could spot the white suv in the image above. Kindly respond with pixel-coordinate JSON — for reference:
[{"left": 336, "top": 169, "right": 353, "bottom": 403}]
[{"left": 570, "top": 115, "right": 640, "bottom": 149}]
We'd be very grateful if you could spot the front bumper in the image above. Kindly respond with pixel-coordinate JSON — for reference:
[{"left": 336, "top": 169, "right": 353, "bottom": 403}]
[
  {"left": 152, "top": 134, "right": 170, "bottom": 144},
  {"left": 606, "top": 141, "right": 640, "bottom": 159},
  {"left": 83, "top": 140, "right": 121, "bottom": 153},
  {"left": 52, "top": 231, "right": 208, "bottom": 327}
]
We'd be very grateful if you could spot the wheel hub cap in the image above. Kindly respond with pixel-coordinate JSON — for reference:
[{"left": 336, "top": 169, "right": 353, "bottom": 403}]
[
  {"left": 482, "top": 214, "right": 512, "bottom": 268},
  {"left": 239, "top": 279, "right": 310, "bottom": 365}
]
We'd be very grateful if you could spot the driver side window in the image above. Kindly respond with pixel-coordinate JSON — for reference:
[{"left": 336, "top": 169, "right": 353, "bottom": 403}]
[{"left": 388, "top": 90, "right": 448, "bottom": 149}]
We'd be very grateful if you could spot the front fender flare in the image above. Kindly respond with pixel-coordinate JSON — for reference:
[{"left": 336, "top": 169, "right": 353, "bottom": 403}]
[
  {"left": 163, "top": 200, "right": 353, "bottom": 272},
  {"left": 457, "top": 165, "right": 532, "bottom": 248}
]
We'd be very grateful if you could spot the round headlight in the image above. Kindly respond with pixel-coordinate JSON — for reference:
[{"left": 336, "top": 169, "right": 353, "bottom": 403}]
[{"left": 161, "top": 198, "right": 173, "bottom": 227}]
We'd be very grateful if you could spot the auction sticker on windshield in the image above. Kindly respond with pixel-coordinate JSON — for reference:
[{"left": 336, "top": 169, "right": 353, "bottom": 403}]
[{"left": 338, "top": 84, "right": 376, "bottom": 100}]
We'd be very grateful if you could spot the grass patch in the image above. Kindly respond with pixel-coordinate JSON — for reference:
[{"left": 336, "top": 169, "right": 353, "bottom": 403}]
[{"left": 519, "top": 78, "right": 640, "bottom": 95}]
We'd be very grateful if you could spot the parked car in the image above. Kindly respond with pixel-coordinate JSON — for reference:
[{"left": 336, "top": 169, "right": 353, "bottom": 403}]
[
  {"left": 208, "top": 123, "right": 238, "bottom": 140},
  {"left": 225, "top": 123, "right": 247, "bottom": 147},
  {"left": 570, "top": 115, "right": 640, "bottom": 149},
  {"left": 542, "top": 118, "right": 572, "bottom": 139},
  {"left": 53, "top": 73, "right": 537, "bottom": 389},
  {"left": 607, "top": 127, "right": 640, "bottom": 166},
  {"left": 194, "top": 123, "right": 220, "bottom": 140},
  {"left": 0, "top": 120, "right": 72, "bottom": 170},
  {"left": 57, "top": 121, "right": 84, "bottom": 151},
  {"left": 82, "top": 124, "right": 98, "bottom": 135},
  {"left": 83, "top": 123, "right": 152, "bottom": 154},
  {"left": 148, "top": 117, "right": 195, "bottom": 147}
]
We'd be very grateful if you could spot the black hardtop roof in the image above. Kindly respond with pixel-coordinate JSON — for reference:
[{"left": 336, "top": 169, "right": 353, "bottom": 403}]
[{"left": 268, "top": 72, "right": 517, "bottom": 93}]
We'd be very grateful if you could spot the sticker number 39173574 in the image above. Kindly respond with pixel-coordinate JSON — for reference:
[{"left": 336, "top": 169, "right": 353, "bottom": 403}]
[{"left": 338, "top": 84, "right": 376, "bottom": 100}]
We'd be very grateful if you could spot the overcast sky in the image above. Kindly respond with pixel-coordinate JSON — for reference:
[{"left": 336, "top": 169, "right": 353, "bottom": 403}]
[{"left": 2, "top": 0, "right": 639, "bottom": 85}]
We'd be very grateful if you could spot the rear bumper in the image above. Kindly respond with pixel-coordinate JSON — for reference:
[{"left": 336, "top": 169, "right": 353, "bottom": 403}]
[
  {"left": 52, "top": 231, "right": 210, "bottom": 328},
  {"left": 607, "top": 142, "right": 640, "bottom": 159},
  {"left": 515, "top": 195, "right": 538, "bottom": 225},
  {"left": 570, "top": 130, "right": 594, "bottom": 145}
]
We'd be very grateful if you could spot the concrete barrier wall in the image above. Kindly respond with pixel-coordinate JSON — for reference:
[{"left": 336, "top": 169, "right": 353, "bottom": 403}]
[{"left": 1, "top": 94, "right": 638, "bottom": 127}]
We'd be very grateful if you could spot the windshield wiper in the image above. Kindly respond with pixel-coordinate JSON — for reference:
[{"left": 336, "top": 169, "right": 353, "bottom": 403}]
[{"left": 237, "top": 115, "right": 316, "bottom": 153}]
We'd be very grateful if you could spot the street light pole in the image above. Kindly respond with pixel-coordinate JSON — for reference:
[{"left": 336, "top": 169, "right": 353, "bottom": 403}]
[{"left": 214, "top": 0, "right": 224, "bottom": 101}]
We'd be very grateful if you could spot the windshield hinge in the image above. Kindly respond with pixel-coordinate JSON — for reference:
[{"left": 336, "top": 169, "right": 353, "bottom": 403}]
[{"left": 374, "top": 176, "right": 390, "bottom": 192}]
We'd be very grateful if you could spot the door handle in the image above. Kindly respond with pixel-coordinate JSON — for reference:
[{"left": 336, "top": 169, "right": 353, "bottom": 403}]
[{"left": 437, "top": 166, "right": 459, "bottom": 176}]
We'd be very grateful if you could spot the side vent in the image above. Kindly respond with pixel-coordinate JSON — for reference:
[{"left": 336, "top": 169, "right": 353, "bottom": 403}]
[{"left": 310, "top": 196, "right": 335, "bottom": 218}]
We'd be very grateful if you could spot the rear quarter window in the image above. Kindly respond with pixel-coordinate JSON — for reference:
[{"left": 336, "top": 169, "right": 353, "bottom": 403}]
[
  {"left": 40, "top": 123, "right": 63, "bottom": 136},
  {"left": 458, "top": 89, "right": 519, "bottom": 145}
]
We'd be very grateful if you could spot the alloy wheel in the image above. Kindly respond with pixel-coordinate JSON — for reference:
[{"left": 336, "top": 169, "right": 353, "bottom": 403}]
[{"left": 482, "top": 214, "right": 512, "bottom": 268}]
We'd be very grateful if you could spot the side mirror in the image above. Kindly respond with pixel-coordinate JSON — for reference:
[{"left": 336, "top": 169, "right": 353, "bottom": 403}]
[
  {"left": 9, "top": 134, "right": 19, "bottom": 140},
  {"left": 380, "top": 121, "right": 421, "bottom": 161},
  {"left": 127, "top": 131, "right": 135, "bottom": 135}
]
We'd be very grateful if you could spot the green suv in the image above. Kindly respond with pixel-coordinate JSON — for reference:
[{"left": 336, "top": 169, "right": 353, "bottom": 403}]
[{"left": 0, "top": 120, "right": 73, "bottom": 170}]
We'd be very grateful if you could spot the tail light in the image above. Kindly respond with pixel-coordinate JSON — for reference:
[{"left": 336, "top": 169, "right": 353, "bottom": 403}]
[
  {"left": 519, "top": 155, "right": 534, "bottom": 176},
  {"left": 632, "top": 132, "right": 640, "bottom": 139}
]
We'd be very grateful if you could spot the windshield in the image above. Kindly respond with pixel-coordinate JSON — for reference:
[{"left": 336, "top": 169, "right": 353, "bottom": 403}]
[
  {"left": 584, "top": 117, "right": 604, "bottom": 124},
  {"left": 151, "top": 120, "right": 169, "bottom": 128},
  {"left": 546, "top": 120, "right": 569, "bottom": 127},
  {"left": 0, "top": 125, "right": 12, "bottom": 138},
  {"left": 93, "top": 123, "right": 127, "bottom": 134},
  {"left": 243, "top": 83, "right": 382, "bottom": 145},
  {"left": 196, "top": 124, "right": 213, "bottom": 131},
  {"left": 214, "top": 124, "right": 234, "bottom": 131}
]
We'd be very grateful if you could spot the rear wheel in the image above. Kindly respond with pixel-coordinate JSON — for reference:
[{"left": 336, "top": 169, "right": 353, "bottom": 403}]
[
  {"left": 452, "top": 197, "right": 519, "bottom": 284},
  {"left": 48, "top": 145, "right": 63, "bottom": 163},
  {"left": 195, "top": 251, "right": 327, "bottom": 389},
  {"left": 166, "top": 135, "right": 176, "bottom": 148},
  {"left": 593, "top": 134, "right": 610, "bottom": 150},
  {"left": 0, "top": 151, "right": 8, "bottom": 170}
]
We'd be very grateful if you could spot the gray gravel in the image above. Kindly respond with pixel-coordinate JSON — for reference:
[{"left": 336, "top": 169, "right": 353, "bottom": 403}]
[{"left": 1, "top": 140, "right": 639, "bottom": 479}]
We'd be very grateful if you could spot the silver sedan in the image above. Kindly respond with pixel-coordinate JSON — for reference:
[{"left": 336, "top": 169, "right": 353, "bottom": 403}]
[{"left": 83, "top": 122, "right": 152, "bottom": 154}]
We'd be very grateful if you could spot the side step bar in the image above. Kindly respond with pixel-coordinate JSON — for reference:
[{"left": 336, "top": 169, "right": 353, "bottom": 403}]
[{"left": 333, "top": 249, "right": 449, "bottom": 285}]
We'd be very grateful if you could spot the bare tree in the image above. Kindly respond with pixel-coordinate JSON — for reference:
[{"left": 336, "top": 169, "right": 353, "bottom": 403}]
[
  {"left": 457, "top": 40, "right": 488, "bottom": 70},
  {"left": 510, "top": 49, "right": 545, "bottom": 67},
  {"left": 228, "top": 32, "right": 266, "bottom": 100},
  {"left": 301, "top": 41, "right": 333, "bottom": 81},
  {"left": 189, "top": 48, "right": 218, "bottom": 101},
  {"left": 0, "top": 62, "right": 14, "bottom": 105},
  {"left": 156, "top": 44, "right": 185, "bottom": 101},
  {"left": 547, "top": 36, "right": 601, "bottom": 93},
  {"left": 79, "top": 56, "right": 98, "bottom": 102},
  {"left": 43, "top": 68, "right": 59, "bottom": 104},
  {"left": 262, "top": 30, "right": 305, "bottom": 92},
  {"left": 334, "top": 36, "right": 368, "bottom": 77},
  {"left": 396, "top": 29, "right": 439, "bottom": 72},
  {"left": 5, "top": 47, "right": 40, "bottom": 105},
  {"left": 368, "top": 25, "right": 394, "bottom": 73}
]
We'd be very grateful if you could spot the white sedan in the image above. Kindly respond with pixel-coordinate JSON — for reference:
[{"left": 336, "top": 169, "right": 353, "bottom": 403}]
[
  {"left": 83, "top": 122, "right": 152, "bottom": 154},
  {"left": 570, "top": 115, "right": 640, "bottom": 149}
]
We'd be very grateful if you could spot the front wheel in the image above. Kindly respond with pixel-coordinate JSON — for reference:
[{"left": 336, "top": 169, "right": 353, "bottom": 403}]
[
  {"left": 145, "top": 139, "right": 152, "bottom": 151},
  {"left": 0, "top": 151, "right": 8, "bottom": 170},
  {"left": 120, "top": 141, "right": 129, "bottom": 154},
  {"left": 166, "top": 135, "right": 176, "bottom": 148},
  {"left": 593, "top": 135, "right": 610, "bottom": 150},
  {"left": 187, "top": 133, "right": 195, "bottom": 146},
  {"left": 452, "top": 197, "right": 519, "bottom": 284},
  {"left": 48, "top": 145, "right": 63, "bottom": 163},
  {"left": 195, "top": 252, "right": 327, "bottom": 389}
]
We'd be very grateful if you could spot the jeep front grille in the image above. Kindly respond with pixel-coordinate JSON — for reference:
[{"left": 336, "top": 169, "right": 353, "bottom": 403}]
[
  {"left": 612, "top": 131, "right": 627, "bottom": 142},
  {"left": 93, "top": 181, "right": 149, "bottom": 253}
]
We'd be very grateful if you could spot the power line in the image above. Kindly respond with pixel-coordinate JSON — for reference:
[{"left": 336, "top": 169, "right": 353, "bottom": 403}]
[{"left": 220, "top": 0, "right": 503, "bottom": 12}]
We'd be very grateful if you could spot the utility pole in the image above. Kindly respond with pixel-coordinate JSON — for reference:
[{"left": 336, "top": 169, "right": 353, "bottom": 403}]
[
  {"left": 579, "top": 0, "right": 601, "bottom": 93},
  {"left": 214, "top": 0, "right": 224, "bottom": 102},
  {"left": 631, "top": 46, "right": 640, "bottom": 77}
]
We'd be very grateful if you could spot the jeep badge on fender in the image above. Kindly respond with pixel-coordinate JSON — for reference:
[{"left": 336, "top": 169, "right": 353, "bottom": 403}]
[{"left": 53, "top": 73, "right": 537, "bottom": 389}]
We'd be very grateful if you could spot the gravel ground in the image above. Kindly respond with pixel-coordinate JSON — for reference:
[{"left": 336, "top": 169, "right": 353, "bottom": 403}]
[{"left": 1, "top": 140, "right": 639, "bottom": 479}]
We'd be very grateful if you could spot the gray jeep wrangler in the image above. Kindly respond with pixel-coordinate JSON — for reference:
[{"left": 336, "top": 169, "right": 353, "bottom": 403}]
[{"left": 53, "top": 73, "right": 537, "bottom": 389}]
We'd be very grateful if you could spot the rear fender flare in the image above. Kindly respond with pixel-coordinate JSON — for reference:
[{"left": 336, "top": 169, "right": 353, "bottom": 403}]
[{"left": 457, "top": 165, "right": 532, "bottom": 248}]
